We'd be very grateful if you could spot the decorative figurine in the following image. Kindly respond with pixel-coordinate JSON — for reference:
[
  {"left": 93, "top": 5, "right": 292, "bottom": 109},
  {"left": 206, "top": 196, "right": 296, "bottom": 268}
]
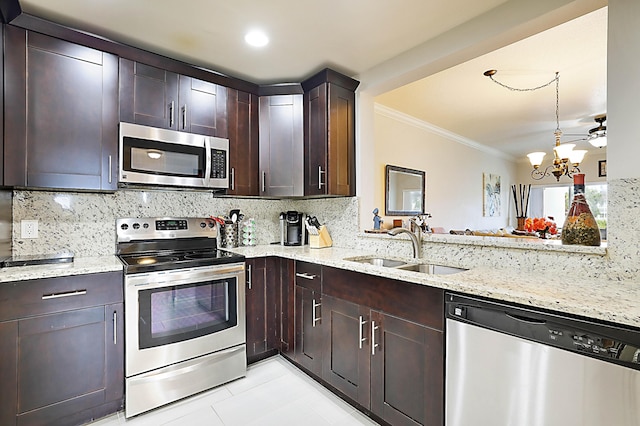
[{"left": 373, "top": 208, "right": 384, "bottom": 230}]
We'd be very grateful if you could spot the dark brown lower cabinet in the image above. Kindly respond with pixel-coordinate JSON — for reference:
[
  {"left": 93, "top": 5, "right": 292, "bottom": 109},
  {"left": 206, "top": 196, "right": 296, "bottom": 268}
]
[
  {"left": 370, "top": 310, "right": 443, "bottom": 426},
  {"left": 322, "top": 295, "right": 371, "bottom": 408},
  {"left": 245, "top": 257, "right": 281, "bottom": 364},
  {"left": 294, "top": 261, "right": 323, "bottom": 376},
  {"left": 319, "top": 266, "right": 444, "bottom": 426},
  {"left": 0, "top": 272, "right": 124, "bottom": 426}
]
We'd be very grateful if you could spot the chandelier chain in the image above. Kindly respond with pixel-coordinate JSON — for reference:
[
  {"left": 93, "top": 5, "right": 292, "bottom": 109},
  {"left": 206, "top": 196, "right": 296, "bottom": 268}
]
[{"left": 487, "top": 72, "right": 559, "bottom": 92}]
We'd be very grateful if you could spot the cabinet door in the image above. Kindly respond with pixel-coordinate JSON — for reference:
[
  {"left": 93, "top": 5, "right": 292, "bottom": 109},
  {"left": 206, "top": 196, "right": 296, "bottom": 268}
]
[
  {"left": 370, "top": 311, "right": 443, "bottom": 426},
  {"left": 279, "top": 258, "right": 295, "bottom": 358},
  {"left": 227, "top": 89, "right": 259, "bottom": 195},
  {"left": 304, "top": 82, "right": 356, "bottom": 196},
  {"left": 245, "top": 258, "right": 280, "bottom": 363},
  {"left": 119, "top": 59, "right": 179, "bottom": 130},
  {"left": 327, "top": 83, "right": 356, "bottom": 196},
  {"left": 5, "top": 27, "right": 118, "bottom": 190},
  {"left": 0, "top": 321, "right": 18, "bottom": 426},
  {"left": 322, "top": 295, "right": 371, "bottom": 408},
  {"left": 259, "top": 94, "right": 304, "bottom": 196},
  {"left": 304, "top": 84, "right": 328, "bottom": 195},
  {"left": 15, "top": 304, "right": 124, "bottom": 426},
  {"left": 178, "top": 75, "right": 228, "bottom": 137},
  {"left": 246, "top": 258, "right": 267, "bottom": 360},
  {"left": 294, "top": 285, "right": 323, "bottom": 375}
]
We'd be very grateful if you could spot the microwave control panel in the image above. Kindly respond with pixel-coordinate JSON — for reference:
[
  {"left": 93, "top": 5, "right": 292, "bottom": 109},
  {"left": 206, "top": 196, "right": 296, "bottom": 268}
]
[{"left": 211, "top": 149, "right": 227, "bottom": 179}]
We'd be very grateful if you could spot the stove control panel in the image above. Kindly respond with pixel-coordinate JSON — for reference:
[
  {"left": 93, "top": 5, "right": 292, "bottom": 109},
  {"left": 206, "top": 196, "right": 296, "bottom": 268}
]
[
  {"left": 116, "top": 217, "right": 217, "bottom": 242},
  {"left": 156, "top": 219, "right": 188, "bottom": 231}
]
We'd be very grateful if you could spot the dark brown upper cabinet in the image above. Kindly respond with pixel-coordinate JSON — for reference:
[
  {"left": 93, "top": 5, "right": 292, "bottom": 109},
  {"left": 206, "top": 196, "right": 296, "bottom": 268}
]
[
  {"left": 119, "top": 59, "right": 228, "bottom": 138},
  {"left": 227, "top": 89, "right": 259, "bottom": 195},
  {"left": 302, "top": 69, "right": 359, "bottom": 197},
  {"left": 258, "top": 92, "right": 304, "bottom": 196},
  {"left": 4, "top": 26, "right": 118, "bottom": 190}
]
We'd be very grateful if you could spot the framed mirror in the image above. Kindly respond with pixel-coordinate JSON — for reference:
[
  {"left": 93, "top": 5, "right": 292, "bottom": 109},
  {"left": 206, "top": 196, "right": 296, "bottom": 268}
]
[{"left": 385, "top": 165, "right": 425, "bottom": 216}]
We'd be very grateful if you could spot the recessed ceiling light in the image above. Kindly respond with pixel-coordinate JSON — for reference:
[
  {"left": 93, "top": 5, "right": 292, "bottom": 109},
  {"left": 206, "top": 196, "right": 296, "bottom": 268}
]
[{"left": 244, "top": 30, "right": 269, "bottom": 47}]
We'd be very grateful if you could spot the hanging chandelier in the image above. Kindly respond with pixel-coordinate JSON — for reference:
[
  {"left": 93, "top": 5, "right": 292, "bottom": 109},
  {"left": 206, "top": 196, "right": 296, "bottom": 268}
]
[{"left": 484, "top": 70, "right": 586, "bottom": 182}]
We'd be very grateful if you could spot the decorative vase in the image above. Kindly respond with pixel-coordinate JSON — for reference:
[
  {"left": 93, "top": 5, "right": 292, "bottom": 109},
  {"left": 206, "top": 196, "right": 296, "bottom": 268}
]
[
  {"left": 538, "top": 229, "right": 548, "bottom": 239},
  {"left": 562, "top": 174, "right": 601, "bottom": 246},
  {"left": 516, "top": 217, "right": 526, "bottom": 231}
]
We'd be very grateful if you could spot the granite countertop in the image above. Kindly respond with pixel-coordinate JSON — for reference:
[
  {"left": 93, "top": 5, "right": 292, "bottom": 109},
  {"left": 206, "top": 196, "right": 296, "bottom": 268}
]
[
  {"left": 1, "top": 246, "right": 637, "bottom": 330},
  {"left": 231, "top": 245, "right": 640, "bottom": 329},
  {"left": 0, "top": 255, "right": 124, "bottom": 283}
]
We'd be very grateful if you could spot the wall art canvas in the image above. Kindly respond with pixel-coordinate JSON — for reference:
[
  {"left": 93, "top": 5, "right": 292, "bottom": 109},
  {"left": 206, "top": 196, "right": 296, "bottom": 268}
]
[{"left": 483, "top": 173, "right": 501, "bottom": 217}]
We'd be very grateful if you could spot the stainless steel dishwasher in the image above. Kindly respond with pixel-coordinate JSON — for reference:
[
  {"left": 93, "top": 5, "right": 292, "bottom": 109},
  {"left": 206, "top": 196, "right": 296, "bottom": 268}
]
[{"left": 445, "top": 293, "right": 640, "bottom": 426}]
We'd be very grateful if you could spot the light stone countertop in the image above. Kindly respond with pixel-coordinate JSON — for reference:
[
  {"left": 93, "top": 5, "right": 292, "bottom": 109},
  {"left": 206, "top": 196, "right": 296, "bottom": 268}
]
[
  {"left": 231, "top": 245, "right": 640, "bottom": 329},
  {"left": 0, "top": 256, "right": 124, "bottom": 283},
  {"left": 1, "top": 246, "right": 637, "bottom": 330}
]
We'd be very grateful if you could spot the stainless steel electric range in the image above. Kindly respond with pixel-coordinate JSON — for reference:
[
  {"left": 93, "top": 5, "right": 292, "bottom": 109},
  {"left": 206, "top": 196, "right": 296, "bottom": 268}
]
[{"left": 116, "top": 217, "right": 246, "bottom": 418}]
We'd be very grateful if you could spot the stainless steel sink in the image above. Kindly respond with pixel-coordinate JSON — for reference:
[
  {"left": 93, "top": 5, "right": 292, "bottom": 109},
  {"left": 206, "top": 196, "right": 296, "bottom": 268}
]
[
  {"left": 343, "top": 256, "right": 408, "bottom": 268},
  {"left": 396, "top": 263, "right": 468, "bottom": 275},
  {"left": 343, "top": 256, "right": 467, "bottom": 275}
]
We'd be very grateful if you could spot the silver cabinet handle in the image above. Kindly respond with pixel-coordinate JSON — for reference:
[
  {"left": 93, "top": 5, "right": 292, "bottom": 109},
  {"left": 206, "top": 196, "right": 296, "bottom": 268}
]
[
  {"left": 359, "top": 315, "right": 367, "bottom": 349},
  {"left": 295, "top": 272, "right": 317, "bottom": 280},
  {"left": 318, "top": 165, "right": 325, "bottom": 189},
  {"left": 182, "top": 104, "right": 187, "bottom": 130},
  {"left": 108, "top": 155, "right": 113, "bottom": 184},
  {"left": 169, "top": 101, "right": 175, "bottom": 127},
  {"left": 261, "top": 171, "right": 266, "bottom": 193},
  {"left": 247, "top": 264, "right": 252, "bottom": 290},
  {"left": 113, "top": 311, "right": 117, "bottom": 345},
  {"left": 312, "top": 298, "right": 321, "bottom": 327},
  {"left": 371, "top": 320, "right": 379, "bottom": 355},
  {"left": 42, "top": 289, "right": 87, "bottom": 300},
  {"left": 231, "top": 167, "right": 235, "bottom": 191}
]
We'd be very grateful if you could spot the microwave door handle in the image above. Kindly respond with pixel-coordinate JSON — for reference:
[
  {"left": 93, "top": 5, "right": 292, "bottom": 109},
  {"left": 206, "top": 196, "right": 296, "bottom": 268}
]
[{"left": 204, "top": 138, "right": 212, "bottom": 187}]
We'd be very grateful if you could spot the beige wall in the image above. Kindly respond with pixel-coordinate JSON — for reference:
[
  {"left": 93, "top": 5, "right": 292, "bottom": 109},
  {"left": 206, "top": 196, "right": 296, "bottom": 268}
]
[
  {"left": 373, "top": 108, "right": 518, "bottom": 232},
  {"left": 356, "top": 0, "right": 609, "bottom": 230}
]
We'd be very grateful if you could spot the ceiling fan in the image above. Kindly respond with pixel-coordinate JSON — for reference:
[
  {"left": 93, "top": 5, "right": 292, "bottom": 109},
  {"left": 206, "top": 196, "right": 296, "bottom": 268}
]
[{"left": 565, "top": 114, "right": 607, "bottom": 148}]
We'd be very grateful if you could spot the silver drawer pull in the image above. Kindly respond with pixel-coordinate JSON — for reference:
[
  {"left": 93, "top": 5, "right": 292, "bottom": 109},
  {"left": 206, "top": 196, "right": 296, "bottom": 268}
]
[
  {"left": 371, "top": 320, "right": 379, "bottom": 355},
  {"left": 359, "top": 315, "right": 367, "bottom": 349},
  {"left": 296, "top": 272, "right": 317, "bottom": 280},
  {"left": 42, "top": 289, "right": 87, "bottom": 300},
  {"left": 312, "top": 299, "right": 321, "bottom": 327}
]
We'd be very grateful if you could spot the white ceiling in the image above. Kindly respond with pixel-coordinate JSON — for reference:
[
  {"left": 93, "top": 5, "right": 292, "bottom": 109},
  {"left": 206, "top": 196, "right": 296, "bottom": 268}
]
[
  {"left": 18, "top": 0, "right": 607, "bottom": 161},
  {"left": 375, "top": 7, "right": 608, "bottom": 161},
  {"left": 19, "top": 0, "right": 508, "bottom": 84}
]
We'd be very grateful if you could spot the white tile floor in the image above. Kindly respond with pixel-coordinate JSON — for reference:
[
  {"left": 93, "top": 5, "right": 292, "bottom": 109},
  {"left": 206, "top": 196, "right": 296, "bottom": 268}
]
[{"left": 89, "top": 356, "right": 380, "bottom": 426}]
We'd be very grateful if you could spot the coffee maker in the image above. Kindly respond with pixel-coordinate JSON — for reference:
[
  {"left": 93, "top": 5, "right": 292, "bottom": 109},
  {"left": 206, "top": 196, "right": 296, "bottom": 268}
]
[{"left": 279, "top": 211, "right": 306, "bottom": 246}]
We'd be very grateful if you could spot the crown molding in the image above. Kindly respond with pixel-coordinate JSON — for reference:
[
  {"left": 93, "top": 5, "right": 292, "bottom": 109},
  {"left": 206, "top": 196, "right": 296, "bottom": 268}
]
[{"left": 374, "top": 103, "right": 516, "bottom": 162}]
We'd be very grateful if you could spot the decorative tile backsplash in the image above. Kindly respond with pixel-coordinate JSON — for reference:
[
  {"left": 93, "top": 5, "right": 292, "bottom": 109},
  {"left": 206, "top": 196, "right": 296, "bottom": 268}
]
[
  {"left": 11, "top": 189, "right": 360, "bottom": 257},
  {"left": 9, "top": 178, "right": 640, "bottom": 281}
]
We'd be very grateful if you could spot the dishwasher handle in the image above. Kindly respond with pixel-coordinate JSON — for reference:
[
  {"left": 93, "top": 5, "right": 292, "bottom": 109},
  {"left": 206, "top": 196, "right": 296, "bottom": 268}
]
[{"left": 506, "top": 312, "right": 547, "bottom": 325}]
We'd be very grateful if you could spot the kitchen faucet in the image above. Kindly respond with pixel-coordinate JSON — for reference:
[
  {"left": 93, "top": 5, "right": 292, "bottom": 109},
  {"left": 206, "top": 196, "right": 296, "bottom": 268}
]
[{"left": 388, "top": 225, "right": 422, "bottom": 259}]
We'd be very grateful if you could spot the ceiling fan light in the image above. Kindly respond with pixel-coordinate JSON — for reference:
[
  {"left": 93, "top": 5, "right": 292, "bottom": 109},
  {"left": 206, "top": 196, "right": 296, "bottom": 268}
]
[
  {"left": 527, "top": 152, "right": 546, "bottom": 168},
  {"left": 568, "top": 149, "right": 587, "bottom": 165},
  {"left": 588, "top": 133, "right": 607, "bottom": 148},
  {"left": 553, "top": 143, "right": 576, "bottom": 160}
]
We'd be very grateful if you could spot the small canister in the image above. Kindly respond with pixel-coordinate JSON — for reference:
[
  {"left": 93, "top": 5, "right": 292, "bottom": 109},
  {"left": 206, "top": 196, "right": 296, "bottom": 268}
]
[{"left": 241, "top": 218, "right": 256, "bottom": 246}]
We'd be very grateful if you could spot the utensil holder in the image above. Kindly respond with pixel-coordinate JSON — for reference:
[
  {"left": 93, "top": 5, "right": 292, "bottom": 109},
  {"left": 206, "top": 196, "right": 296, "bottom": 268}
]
[
  {"left": 310, "top": 226, "right": 332, "bottom": 249},
  {"left": 220, "top": 222, "right": 239, "bottom": 248}
]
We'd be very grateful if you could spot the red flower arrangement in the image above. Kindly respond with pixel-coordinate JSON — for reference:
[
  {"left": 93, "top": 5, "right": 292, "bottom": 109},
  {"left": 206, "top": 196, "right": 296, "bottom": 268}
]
[{"left": 524, "top": 217, "right": 557, "bottom": 238}]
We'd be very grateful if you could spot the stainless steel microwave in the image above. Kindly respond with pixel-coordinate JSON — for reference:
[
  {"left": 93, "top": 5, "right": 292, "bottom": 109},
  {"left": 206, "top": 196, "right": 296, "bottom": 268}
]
[{"left": 119, "top": 122, "right": 229, "bottom": 190}]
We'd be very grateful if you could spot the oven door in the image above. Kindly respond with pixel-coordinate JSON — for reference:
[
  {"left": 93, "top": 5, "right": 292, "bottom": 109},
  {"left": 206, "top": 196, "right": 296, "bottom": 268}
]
[{"left": 125, "top": 263, "right": 245, "bottom": 377}]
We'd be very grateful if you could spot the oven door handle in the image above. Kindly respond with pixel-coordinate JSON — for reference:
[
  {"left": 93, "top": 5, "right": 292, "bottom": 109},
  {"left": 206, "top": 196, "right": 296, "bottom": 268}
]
[{"left": 127, "top": 264, "right": 246, "bottom": 289}]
